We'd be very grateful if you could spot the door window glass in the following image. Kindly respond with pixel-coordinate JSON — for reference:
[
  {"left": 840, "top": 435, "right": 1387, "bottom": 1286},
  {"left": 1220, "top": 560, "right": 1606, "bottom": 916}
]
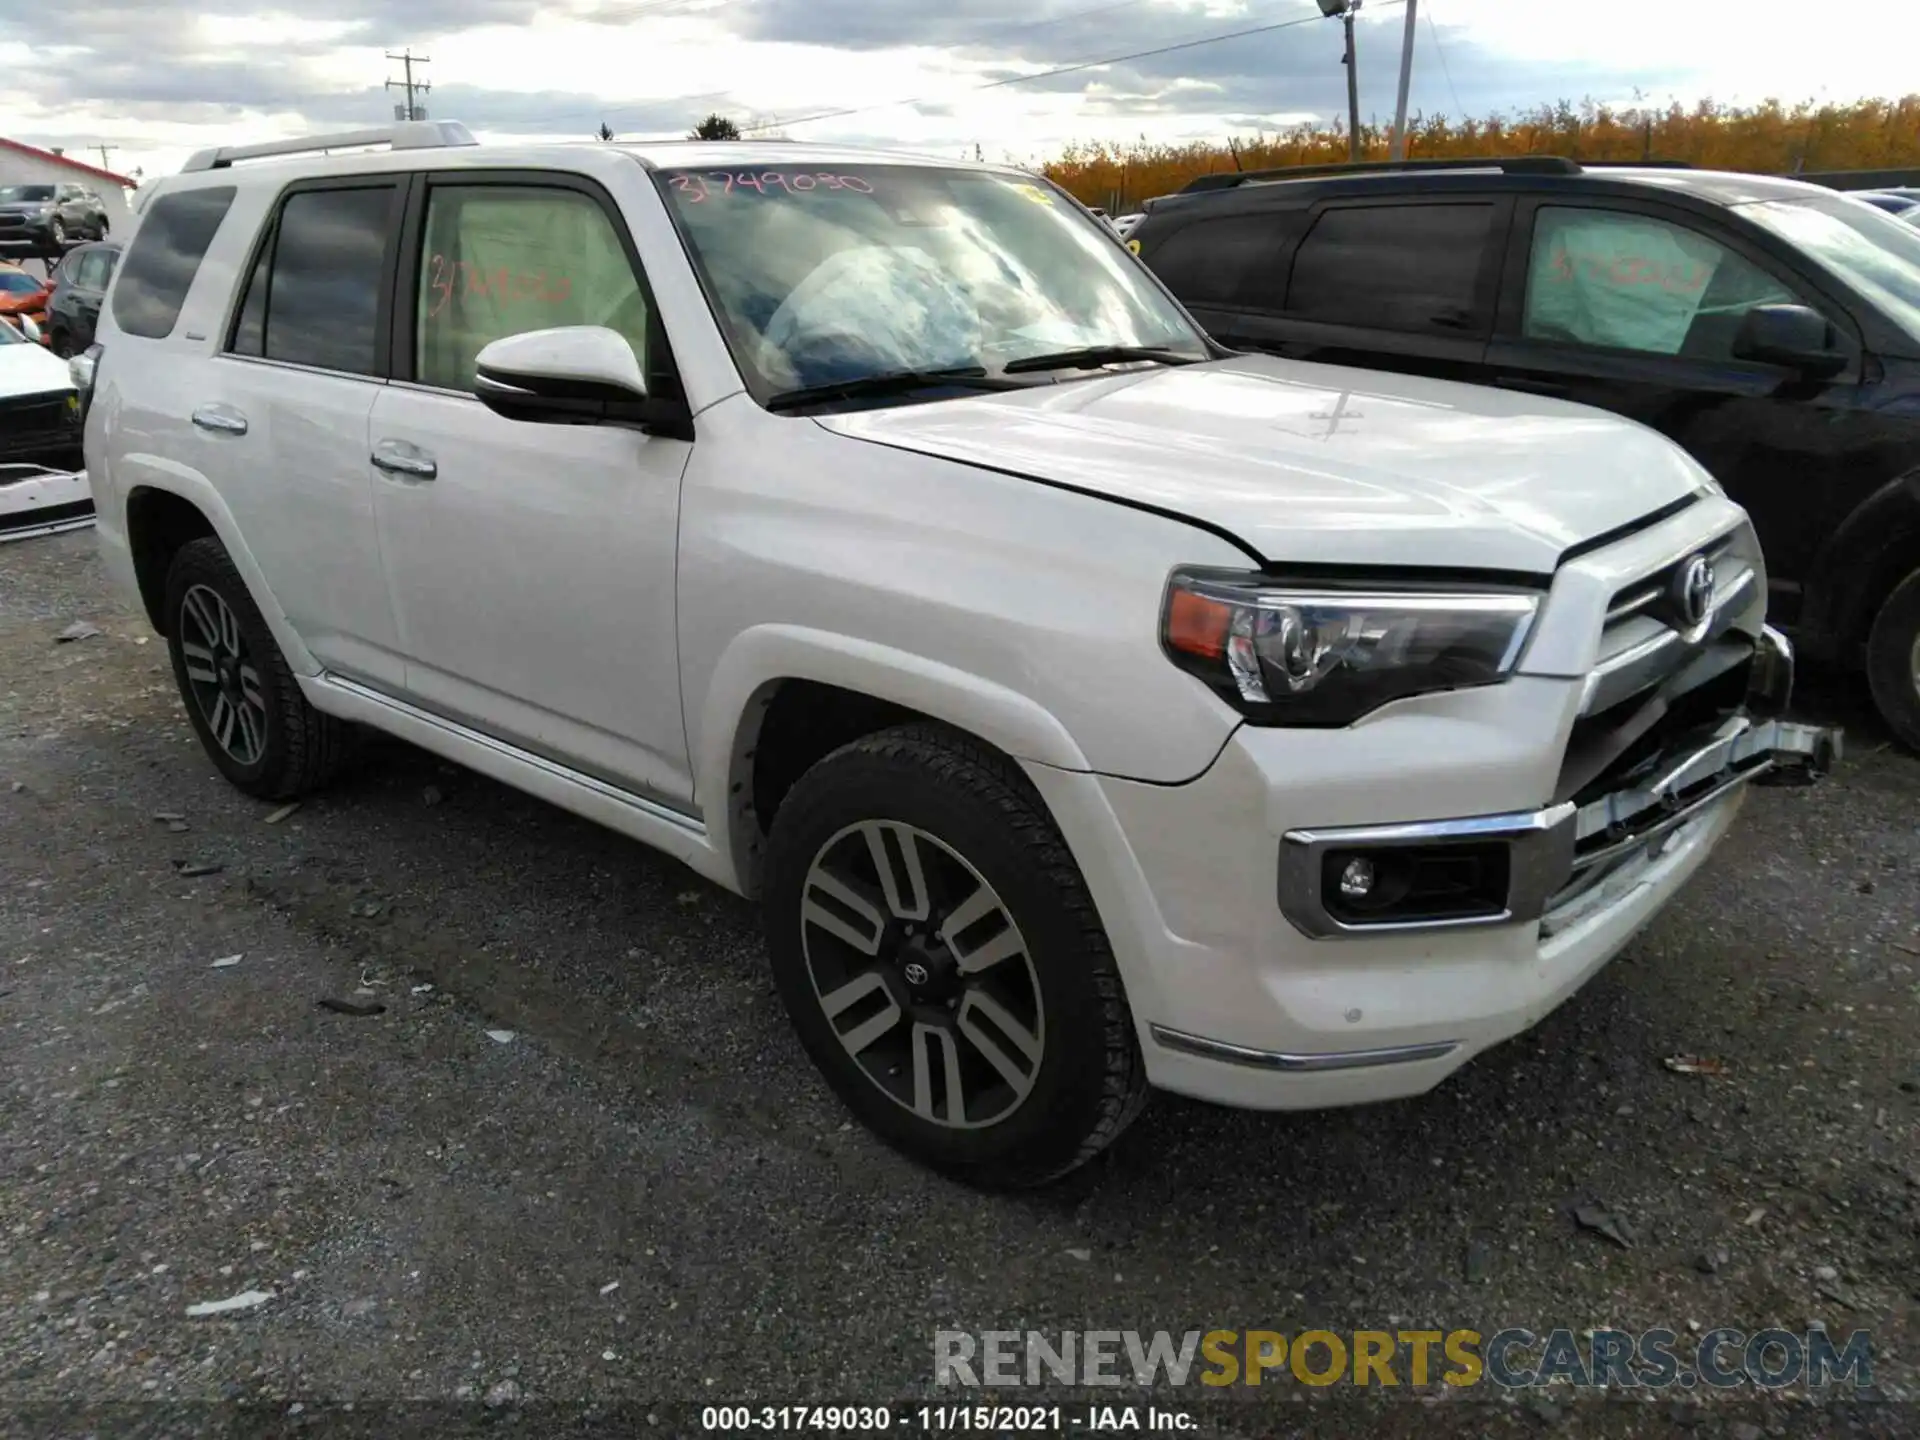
[
  {"left": 76, "top": 250, "right": 109, "bottom": 288},
  {"left": 258, "top": 186, "right": 395, "bottom": 375},
  {"left": 1285, "top": 203, "right": 1494, "bottom": 333},
  {"left": 1524, "top": 206, "right": 1801, "bottom": 358},
  {"left": 1145, "top": 213, "right": 1289, "bottom": 309},
  {"left": 415, "top": 185, "right": 649, "bottom": 392}
]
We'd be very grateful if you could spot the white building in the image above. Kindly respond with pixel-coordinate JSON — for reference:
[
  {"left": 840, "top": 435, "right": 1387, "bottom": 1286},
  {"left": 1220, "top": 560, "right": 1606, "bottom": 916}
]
[{"left": 0, "top": 138, "right": 137, "bottom": 237}]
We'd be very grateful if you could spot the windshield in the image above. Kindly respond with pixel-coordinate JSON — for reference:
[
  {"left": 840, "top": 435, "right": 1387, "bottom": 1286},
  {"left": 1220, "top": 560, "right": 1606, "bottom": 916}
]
[
  {"left": 0, "top": 186, "right": 56, "bottom": 204},
  {"left": 1738, "top": 195, "right": 1920, "bottom": 348},
  {"left": 0, "top": 270, "right": 42, "bottom": 294},
  {"left": 655, "top": 163, "right": 1206, "bottom": 402},
  {"left": 0, "top": 318, "right": 24, "bottom": 343}
]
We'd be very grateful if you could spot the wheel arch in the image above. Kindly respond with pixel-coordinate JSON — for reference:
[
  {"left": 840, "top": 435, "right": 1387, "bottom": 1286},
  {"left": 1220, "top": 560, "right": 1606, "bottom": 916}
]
[
  {"left": 696, "top": 626, "right": 1093, "bottom": 897},
  {"left": 121, "top": 477, "right": 318, "bottom": 675},
  {"left": 1798, "top": 465, "right": 1920, "bottom": 663}
]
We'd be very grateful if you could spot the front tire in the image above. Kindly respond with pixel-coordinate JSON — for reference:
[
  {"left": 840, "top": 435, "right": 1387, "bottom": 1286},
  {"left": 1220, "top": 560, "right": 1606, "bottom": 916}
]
[
  {"left": 761, "top": 725, "right": 1148, "bottom": 1188},
  {"left": 163, "top": 537, "right": 357, "bottom": 799},
  {"left": 1866, "top": 567, "right": 1920, "bottom": 752}
]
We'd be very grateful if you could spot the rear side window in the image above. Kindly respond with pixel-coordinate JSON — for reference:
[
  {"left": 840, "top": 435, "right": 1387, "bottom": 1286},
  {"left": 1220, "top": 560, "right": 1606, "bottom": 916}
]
[
  {"left": 111, "top": 185, "right": 236, "bottom": 339},
  {"left": 229, "top": 185, "right": 397, "bottom": 376},
  {"left": 1144, "top": 213, "right": 1289, "bottom": 309},
  {"left": 1285, "top": 203, "right": 1495, "bottom": 333}
]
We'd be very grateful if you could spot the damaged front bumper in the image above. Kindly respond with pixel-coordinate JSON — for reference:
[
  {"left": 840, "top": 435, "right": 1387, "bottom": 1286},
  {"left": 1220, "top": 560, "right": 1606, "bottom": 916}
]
[
  {"left": 0, "top": 463, "right": 96, "bottom": 543},
  {"left": 1278, "top": 627, "right": 1842, "bottom": 940}
]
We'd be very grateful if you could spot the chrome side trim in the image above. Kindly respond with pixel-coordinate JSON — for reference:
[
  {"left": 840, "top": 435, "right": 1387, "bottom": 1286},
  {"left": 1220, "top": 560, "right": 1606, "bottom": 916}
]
[
  {"left": 315, "top": 673, "right": 706, "bottom": 836},
  {"left": 1149, "top": 1025, "right": 1461, "bottom": 1073}
]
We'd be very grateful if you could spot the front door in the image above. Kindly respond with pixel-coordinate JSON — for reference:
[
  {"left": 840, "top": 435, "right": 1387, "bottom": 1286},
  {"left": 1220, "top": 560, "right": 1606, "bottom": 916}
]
[
  {"left": 1485, "top": 198, "right": 1876, "bottom": 621},
  {"left": 368, "top": 172, "right": 696, "bottom": 807}
]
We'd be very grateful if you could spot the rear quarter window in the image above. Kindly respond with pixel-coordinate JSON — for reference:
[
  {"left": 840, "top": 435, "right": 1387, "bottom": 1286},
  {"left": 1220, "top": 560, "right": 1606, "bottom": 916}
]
[
  {"left": 1285, "top": 202, "right": 1495, "bottom": 333},
  {"left": 110, "top": 185, "right": 237, "bottom": 339},
  {"left": 1142, "top": 211, "right": 1294, "bottom": 310}
]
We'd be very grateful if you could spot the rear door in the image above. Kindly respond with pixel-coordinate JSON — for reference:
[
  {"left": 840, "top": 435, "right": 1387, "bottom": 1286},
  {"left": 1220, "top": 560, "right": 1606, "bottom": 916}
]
[
  {"left": 1484, "top": 197, "right": 1876, "bottom": 613},
  {"left": 1216, "top": 195, "right": 1511, "bottom": 385},
  {"left": 209, "top": 177, "right": 407, "bottom": 688}
]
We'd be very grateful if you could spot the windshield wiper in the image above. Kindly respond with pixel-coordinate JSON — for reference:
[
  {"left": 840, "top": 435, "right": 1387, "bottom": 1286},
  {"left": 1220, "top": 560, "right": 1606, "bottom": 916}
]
[
  {"left": 765, "top": 366, "right": 1011, "bottom": 412},
  {"left": 1000, "top": 344, "right": 1201, "bottom": 374}
]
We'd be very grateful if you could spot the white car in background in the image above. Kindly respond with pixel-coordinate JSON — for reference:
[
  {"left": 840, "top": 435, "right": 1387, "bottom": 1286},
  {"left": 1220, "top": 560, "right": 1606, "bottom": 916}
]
[{"left": 0, "top": 314, "right": 92, "bottom": 542}]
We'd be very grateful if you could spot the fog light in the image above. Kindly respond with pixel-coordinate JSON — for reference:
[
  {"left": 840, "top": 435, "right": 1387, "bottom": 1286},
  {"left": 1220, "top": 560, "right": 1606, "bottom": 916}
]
[{"left": 1337, "top": 856, "right": 1376, "bottom": 899}]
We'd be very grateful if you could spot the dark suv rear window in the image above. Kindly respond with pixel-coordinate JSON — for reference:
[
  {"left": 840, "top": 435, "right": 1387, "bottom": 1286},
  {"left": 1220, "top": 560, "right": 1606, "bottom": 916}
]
[
  {"left": 1285, "top": 202, "right": 1495, "bottom": 333},
  {"left": 111, "top": 186, "right": 237, "bottom": 339}
]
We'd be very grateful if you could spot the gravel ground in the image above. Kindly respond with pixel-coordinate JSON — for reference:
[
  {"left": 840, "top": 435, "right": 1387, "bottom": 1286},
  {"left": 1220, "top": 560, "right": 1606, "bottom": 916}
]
[{"left": 2, "top": 529, "right": 1917, "bottom": 1439}]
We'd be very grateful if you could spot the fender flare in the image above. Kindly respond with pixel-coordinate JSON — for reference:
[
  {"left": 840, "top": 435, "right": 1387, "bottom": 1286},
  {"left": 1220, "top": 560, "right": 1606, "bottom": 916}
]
[
  {"left": 121, "top": 463, "right": 320, "bottom": 677},
  {"left": 695, "top": 624, "right": 1093, "bottom": 886}
]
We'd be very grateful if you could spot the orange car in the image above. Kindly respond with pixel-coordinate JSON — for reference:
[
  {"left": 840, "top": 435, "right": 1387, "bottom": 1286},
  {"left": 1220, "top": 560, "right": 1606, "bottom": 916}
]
[{"left": 0, "top": 261, "right": 54, "bottom": 343}]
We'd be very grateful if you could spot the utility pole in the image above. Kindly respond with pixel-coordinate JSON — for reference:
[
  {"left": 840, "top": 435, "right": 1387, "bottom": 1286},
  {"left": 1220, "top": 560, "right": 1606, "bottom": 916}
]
[
  {"left": 1388, "top": 0, "right": 1417, "bottom": 161},
  {"left": 1318, "top": 0, "right": 1364, "bottom": 162},
  {"left": 94, "top": 145, "right": 117, "bottom": 173},
  {"left": 385, "top": 49, "right": 431, "bottom": 122}
]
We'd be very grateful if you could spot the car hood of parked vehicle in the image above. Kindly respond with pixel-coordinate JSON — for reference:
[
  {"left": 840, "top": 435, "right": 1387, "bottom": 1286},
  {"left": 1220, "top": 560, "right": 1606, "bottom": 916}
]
[
  {"left": 816, "top": 354, "right": 1713, "bottom": 575},
  {"left": 0, "top": 334, "right": 75, "bottom": 399}
]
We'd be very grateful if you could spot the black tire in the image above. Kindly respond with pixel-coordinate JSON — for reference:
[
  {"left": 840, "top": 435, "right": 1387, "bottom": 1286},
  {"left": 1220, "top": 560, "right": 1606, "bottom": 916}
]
[
  {"left": 761, "top": 724, "right": 1148, "bottom": 1188},
  {"left": 49, "top": 218, "right": 65, "bottom": 248},
  {"left": 163, "top": 536, "right": 357, "bottom": 800},
  {"left": 1865, "top": 567, "right": 1920, "bottom": 753}
]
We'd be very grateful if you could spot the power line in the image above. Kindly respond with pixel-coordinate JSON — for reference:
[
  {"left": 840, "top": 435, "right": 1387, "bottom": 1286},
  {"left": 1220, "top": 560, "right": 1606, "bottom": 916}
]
[
  {"left": 1424, "top": 0, "right": 1463, "bottom": 116},
  {"left": 743, "top": 1, "right": 1406, "bottom": 135}
]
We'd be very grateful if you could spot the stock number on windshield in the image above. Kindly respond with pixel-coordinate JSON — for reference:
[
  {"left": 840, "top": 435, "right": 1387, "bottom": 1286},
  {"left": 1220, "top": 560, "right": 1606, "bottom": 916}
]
[{"left": 671, "top": 172, "right": 876, "bottom": 202}]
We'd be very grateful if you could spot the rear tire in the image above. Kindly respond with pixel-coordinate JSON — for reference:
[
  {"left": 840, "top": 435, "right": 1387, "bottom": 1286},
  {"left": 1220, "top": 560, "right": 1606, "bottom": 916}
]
[
  {"left": 761, "top": 724, "right": 1148, "bottom": 1189},
  {"left": 1865, "top": 567, "right": 1920, "bottom": 753},
  {"left": 163, "top": 536, "right": 357, "bottom": 800}
]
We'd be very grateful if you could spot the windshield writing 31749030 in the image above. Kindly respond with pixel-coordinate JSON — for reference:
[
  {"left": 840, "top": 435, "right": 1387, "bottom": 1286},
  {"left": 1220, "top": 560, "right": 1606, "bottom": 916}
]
[{"left": 671, "top": 172, "right": 875, "bottom": 202}]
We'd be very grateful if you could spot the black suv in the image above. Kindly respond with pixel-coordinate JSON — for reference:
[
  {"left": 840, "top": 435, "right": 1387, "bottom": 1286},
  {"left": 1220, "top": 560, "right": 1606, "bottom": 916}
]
[
  {"left": 0, "top": 182, "right": 111, "bottom": 259},
  {"left": 45, "top": 240, "right": 120, "bottom": 358},
  {"left": 1132, "top": 157, "right": 1920, "bottom": 748}
]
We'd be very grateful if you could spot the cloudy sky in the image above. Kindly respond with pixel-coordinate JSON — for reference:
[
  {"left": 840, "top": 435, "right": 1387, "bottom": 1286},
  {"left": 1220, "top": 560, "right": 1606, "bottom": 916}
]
[{"left": 1, "top": 0, "right": 1912, "bottom": 183}]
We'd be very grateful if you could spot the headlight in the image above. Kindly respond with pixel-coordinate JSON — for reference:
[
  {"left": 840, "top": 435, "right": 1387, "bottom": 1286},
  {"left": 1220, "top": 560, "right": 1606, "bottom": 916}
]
[
  {"left": 69, "top": 348, "right": 98, "bottom": 393},
  {"left": 1161, "top": 568, "right": 1542, "bottom": 726}
]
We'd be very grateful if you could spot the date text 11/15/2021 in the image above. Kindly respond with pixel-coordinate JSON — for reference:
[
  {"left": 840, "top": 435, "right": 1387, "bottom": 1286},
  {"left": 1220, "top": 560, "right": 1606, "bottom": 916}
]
[{"left": 701, "top": 1406, "right": 1197, "bottom": 1432}]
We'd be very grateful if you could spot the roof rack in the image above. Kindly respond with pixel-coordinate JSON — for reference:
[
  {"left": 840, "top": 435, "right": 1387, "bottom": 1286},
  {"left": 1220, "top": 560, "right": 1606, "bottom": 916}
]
[
  {"left": 1576, "top": 159, "right": 1695, "bottom": 169},
  {"left": 181, "top": 121, "right": 479, "bottom": 173},
  {"left": 1180, "top": 155, "right": 1584, "bottom": 193}
]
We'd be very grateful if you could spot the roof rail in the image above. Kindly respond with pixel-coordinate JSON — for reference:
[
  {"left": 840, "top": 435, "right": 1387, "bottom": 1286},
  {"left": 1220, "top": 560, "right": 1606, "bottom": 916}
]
[
  {"left": 1576, "top": 158, "right": 1695, "bottom": 169},
  {"left": 1180, "top": 155, "right": 1581, "bottom": 193},
  {"left": 181, "top": 121, "right": 479, "bottom": 173}
]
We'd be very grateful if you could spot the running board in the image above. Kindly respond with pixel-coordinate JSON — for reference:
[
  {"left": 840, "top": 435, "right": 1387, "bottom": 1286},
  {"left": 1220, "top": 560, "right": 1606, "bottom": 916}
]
[{"left": 305, "top": 674, "right": 734, "bottom": 890}]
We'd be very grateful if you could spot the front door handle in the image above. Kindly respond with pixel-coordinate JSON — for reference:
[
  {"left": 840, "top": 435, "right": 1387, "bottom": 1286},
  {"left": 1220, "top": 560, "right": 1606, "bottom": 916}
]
[
  {"left": 191, "top": 404, "right": 249, "bottom": 435},
  {"left": 371, "top": 439, "right": 437, "bottom": 481}
]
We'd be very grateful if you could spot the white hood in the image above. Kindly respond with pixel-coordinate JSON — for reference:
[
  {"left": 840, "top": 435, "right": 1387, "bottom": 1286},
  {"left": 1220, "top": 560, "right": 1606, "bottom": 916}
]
[
  {"left": 0, "top": 337, "right": 72, "bottom": 400},
  {"left": 816, "top": 355, "right": 1711, "bottom": 574}
]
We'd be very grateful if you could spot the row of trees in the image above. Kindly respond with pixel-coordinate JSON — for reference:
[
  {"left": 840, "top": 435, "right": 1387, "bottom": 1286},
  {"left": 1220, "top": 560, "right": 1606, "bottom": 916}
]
[{"left": 1041, "top": 95, "right": 1920, "bottom": 212}]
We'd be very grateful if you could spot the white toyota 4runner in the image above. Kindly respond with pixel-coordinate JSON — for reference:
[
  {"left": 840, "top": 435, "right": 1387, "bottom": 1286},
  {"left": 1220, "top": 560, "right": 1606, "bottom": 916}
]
[{"left": 85, "top": 124, "right": 1839, "bottom": 1187}]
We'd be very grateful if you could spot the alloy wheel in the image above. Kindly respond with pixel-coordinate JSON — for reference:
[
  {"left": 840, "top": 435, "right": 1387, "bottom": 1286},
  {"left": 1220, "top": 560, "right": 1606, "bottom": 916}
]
[
  {"left": 800, "top": 821, "right": 1045, "bottom": 1129},
  {"left": 179, "top": 583, "right": 269, "bottom": 766}
]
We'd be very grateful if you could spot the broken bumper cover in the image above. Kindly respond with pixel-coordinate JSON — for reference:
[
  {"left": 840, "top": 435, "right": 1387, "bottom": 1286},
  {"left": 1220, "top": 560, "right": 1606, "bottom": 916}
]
[
  {"left": 1279, "top": 709, "right": 1841, "bottom": 941},
  {"left": 0, "top": 463, "right": 96, "bottom": 542}
]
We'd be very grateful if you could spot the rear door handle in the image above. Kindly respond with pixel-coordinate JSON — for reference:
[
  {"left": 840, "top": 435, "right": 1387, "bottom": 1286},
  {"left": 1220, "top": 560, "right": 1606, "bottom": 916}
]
[
  {"left": 191, "top": 404, "right": 249, "bottom": 435},
  {"left": 371, "top": 439, "right": 437, "bottom": 481}
]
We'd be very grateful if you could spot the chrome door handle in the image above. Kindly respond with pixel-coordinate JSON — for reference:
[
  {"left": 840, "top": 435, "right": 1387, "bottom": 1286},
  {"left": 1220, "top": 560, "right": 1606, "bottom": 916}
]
[
  {"left": 191, "top": 405, "right": 248, "bottom": 435},
  {"left": 370, "top": 440, "right": 437, "bottom": 480}
]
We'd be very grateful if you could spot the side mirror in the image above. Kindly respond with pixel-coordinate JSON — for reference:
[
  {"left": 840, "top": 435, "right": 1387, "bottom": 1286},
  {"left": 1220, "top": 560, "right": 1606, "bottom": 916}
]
[
  {"left": 19, "top": 315, "right": 40, "bottom": 344},
  {"left": 473, "top": 326, "right": 650, "bottom": 425},
  {"left": 1731, "top": 304, "right": 1846, "bottom": 378}
]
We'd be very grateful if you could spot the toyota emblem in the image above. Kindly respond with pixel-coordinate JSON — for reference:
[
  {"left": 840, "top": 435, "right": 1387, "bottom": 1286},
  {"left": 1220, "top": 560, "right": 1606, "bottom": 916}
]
[
  {"left": 903, "top": 961, "right": 931, "bottom": 986},
  {"left": 1673, "top": 554, "right": 1715, "bottom": 631}
]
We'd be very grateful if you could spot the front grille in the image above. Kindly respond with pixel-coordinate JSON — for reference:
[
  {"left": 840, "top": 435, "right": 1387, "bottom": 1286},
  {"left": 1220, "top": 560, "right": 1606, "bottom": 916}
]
[
  {"left": 0, "top": 390, "right": 80, "bottom": 456},
  {"left": 0, "top": 216, "right": 26, "bottom": 231}
]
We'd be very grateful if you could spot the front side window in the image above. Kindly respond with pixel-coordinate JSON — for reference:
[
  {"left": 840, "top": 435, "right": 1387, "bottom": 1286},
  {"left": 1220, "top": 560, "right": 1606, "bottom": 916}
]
[
  {"left": 1286, "top": 203, "right": 1495, "bottom": 333},
  {"left": 1523, "top": 206, "right": 1801, "bottom": 359},
  {"left": 110, "top": 185, "right": 236, "bottom": 339},
  {"left": 415, "top": 185, "right": 649, "bottom": 392},
  {"left": 1736, "top": 195, "right": 1920, "bottom": 349},
  {"left": 242, "top": 186, "right": 396, "bottom": 375},
  {"left": 656, "top": 164, "right": 1204, "bottom": 399}
]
